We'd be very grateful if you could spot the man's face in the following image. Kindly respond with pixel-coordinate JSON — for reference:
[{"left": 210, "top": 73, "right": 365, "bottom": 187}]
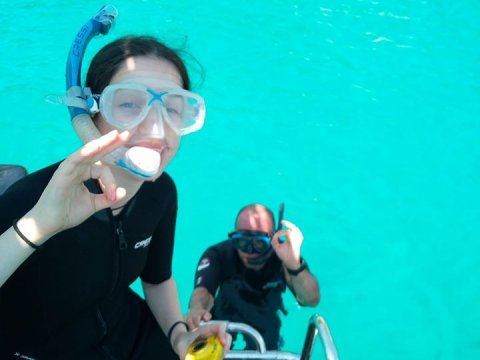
[{"left": 235, "top": 207, "right": 274, "bottom": 270}]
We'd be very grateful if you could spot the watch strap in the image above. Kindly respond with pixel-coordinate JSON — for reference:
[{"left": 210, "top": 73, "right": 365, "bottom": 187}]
[{"left": 286, "top": 257, "right": 308, "bottom": 276}]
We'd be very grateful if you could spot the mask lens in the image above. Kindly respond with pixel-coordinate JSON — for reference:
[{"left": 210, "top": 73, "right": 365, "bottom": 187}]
[
  {"left": 230, "top": 232, "right": 271, "bottom": 254},
  {"left": 234, "top": 237, "right": 251, "bottom": 253},
  {"left": 102, "top": 86, "right": 150, "bottom": 129},
  {"left": 163, "top": 93, "right": 203, "bottom": 134},
  {"left": 253, "top": 238, "right": 269, "bottom": 253},
  {"left": 100, "top": 84, "right": 205, "bottom": 134}
]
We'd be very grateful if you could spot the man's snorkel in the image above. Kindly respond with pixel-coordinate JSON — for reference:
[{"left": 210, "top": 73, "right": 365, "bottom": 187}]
[
  {"left": 246, "top": 203, "right": 285, "bottom": 266},
  {"left": 66, "top": 5, "right": 161, "bottom": 179}
]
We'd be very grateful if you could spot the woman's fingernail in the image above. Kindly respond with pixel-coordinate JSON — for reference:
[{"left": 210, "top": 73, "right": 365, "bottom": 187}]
[{"left": 119, "top": 131, "right": 130, "bottom": 140}]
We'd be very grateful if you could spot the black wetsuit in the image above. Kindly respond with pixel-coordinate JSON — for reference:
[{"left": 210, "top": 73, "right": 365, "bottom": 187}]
[
  {"left": 0, "top": 162, "right": 179, "bottom": 360},
  {"left": 194, "top": 240, "right": 287, "bottom": 350}
]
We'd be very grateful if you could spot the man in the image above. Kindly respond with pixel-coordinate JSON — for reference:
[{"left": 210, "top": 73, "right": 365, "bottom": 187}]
[{"left": 186, "top": 203, "right": 320, "bottom": 350}]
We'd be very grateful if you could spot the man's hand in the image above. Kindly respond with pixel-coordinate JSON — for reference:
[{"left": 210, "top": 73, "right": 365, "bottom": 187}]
[
  {"left": 271, "top": 219, "right": 304, "bottom": 269},
  {"left": 185, "top": 306, "right": 212, "bottom": 330},
  {"left": 186, "top": 287, "right": 215, "bottom": 330}
]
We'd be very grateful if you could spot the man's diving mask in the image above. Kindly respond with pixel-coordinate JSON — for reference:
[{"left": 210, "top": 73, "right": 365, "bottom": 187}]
[
  {"left": 229, "top": 230, "right": 272, "bottom": 254},
  {"left": 229, "top": 204, "right": 284, "bottom": 264},
  {"left": 89, "top": 82, "right": 205, "bottom": 135}
]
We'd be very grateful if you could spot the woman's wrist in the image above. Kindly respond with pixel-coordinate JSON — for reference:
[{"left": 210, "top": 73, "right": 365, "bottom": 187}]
[
  {"left": 168, "top": 320, "right": 189, "bottom": 354},
  {"left": 15, "top": 213, "right": 53, "bottom": 248},
  {"left": 172, "top": 331, "right": 188, "bottom": 356},
  {"left": 24, "top": 205, "right": 65, "bottom": 242}
]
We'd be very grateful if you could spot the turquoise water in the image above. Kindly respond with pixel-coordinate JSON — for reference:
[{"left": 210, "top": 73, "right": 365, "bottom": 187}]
[{"left": 1, "top": 1, "right": 479, "bottom": 358}]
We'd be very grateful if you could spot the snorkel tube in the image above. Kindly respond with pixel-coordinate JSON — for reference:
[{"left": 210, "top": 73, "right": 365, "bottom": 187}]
[{"left": 66, "top": 5, "right": 160, "bottom": 178}]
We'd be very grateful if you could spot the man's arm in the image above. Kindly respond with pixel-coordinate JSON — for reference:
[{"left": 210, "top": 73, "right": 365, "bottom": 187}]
[
  {"left": 271, "top": 219, "right": 320, "bottom": 307},
  {"left": 283, "top": 261, "right": 320, "bottom": 306},
  {"left": 186, "top": 286, "right": 215, "bottom": 329},
  {"left": 185, "top": 247, "right": 222, "bottom": 329}
]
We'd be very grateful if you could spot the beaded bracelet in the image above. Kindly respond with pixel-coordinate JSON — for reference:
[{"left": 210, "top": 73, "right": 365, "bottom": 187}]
[{"left": 13, "top": 219, "right": 42, "bottom": 250}]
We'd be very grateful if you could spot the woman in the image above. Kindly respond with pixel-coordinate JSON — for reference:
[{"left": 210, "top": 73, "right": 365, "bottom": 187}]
[{"left": 0, "top": 36, "right": 230, "bottom": 359}]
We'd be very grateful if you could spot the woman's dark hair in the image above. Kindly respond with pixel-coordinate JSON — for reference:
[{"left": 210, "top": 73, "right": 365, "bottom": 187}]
[{"left": 86, "top": 36, "right": 191, "bottom": 93}]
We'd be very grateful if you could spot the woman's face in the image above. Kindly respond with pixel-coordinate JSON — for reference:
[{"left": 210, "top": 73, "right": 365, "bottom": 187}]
[{"left": 96, "top": 56, "right": 184, "bottom": 180}]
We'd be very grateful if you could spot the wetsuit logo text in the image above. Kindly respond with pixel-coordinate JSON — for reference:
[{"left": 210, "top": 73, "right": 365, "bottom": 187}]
[{"left": 134, "top": 236, "right": 152, "bottom": 249}]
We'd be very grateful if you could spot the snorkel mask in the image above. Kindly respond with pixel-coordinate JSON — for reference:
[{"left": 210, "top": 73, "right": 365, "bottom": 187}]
[
  {"left": 230, "top": 203, "right": 285, "bottom": 265},
  {"left": 94, "top": 82, "right": 205, "bottom": 136},
  {"left": 64, "top": 5, "right": 205, "bottom": 179},
  {"left": 229, "top": 230, "right": 272, "bottom": 255}
]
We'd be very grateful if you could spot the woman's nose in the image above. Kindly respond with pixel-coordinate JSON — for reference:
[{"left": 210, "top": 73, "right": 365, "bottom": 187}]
[{"left": 138, "top": 105, "right": 166, "bottom": 137}]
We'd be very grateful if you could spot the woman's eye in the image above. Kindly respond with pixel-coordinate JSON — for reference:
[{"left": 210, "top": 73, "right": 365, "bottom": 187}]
[
  {"left": 164, "top": 95, "right": 184, "bottom": 117},
  {"left": 120, "top": 102, "right": 140, "bottom": 109},
  {"left": 166, "top": 107, "right": 180, "bottom": 115}
]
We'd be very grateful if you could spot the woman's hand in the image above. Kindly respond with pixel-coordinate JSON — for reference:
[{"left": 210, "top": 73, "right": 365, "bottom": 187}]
[
  {"left": 28, "top": 130, "right": 129, "bottom": 240},
  {"left": 173, "top": 322, "right": 231, "bottom": 359},
  {"left": 271, "top": 219, "right": 304, "bottom": 269}
]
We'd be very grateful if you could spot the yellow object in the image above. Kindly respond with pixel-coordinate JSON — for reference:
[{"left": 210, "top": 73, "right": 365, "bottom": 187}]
[{"left": 185, "top": 336, "right": 224, "bottom": 360}]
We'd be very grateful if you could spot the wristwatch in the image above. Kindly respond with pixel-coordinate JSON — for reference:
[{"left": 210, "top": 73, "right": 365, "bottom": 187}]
[{"left": 286, "top": 257, "right": 309, "bottom": 276}]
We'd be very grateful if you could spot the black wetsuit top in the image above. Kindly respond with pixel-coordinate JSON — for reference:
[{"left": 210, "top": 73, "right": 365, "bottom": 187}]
[
  {"left": 194, "top": 240, "right": 287, "bottom": 350},
  {"left": 0, "top": 162, "right": 179, "bottom": 360}
]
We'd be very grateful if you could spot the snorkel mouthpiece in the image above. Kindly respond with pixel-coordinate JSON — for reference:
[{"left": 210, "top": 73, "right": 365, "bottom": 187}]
[
  {"left": 117, "top": 146, "right": 161, "bottom": 177},
  {"left": 66, "top": 5, "right": 161, "bottom": 179}
]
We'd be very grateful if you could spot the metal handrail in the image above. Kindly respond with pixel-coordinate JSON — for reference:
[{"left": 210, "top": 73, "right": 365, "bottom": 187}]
[
  {"left": 203, "top": 314, "right": 338, "bottom": 360},
  {"left": 204, "top": 321, "right": 299, "bottom": 360},
  {"left": 226, "top": 351, "right": 300, "bottom": 359},
  {"left": 225, "top": 322, "right": 267, "bottom": 353},
  {"left": 300, "top": 315, "right": 339, "bottom": 360}
]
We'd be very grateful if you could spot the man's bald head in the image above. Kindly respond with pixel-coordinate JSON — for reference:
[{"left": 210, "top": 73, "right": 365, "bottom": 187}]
[{"left": 234, "top": 204, "right": 275, "bottom": 235}]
